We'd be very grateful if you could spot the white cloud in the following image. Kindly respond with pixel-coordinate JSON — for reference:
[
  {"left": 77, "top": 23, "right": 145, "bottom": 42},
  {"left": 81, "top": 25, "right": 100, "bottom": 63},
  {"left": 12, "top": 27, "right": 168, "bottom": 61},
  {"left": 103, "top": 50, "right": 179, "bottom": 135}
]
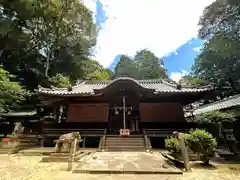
[
  {"left": 83, "top": 0, "right": 214, "bottom": 67},
  {"left": 170, "top": 70, "right": 188, "bottom": 83},
  {"left": 173, "top": 51, "right": 178, "bottom": 56},
  {"left": 193, "top": 46, "right": 202, "bottom": 53},
  {"left": 82, "top": 0, "right": 97, "bottom": 15}
]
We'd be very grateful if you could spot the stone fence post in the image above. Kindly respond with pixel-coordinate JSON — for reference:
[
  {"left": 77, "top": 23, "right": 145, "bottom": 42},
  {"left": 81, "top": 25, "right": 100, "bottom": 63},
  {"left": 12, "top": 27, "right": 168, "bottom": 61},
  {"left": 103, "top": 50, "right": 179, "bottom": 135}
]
[{"left": 173, "top": 131, "right": 191, "bottom": 172}]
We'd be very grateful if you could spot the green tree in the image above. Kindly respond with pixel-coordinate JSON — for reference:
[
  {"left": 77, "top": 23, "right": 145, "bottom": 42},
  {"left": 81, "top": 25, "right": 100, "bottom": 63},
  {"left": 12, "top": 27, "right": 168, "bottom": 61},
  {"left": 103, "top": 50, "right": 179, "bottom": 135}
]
[
  {"left": 83, "top": 59, "right": 112, "bottom": 80},
  {"left": 0, "top": 66, "right": 25, "bottom": 112},
  {"left": 104, "top": 69, "right": 114, "bottom": 80},
  {"left": 86, "top": 70, "right": 110, "bottom": 80},
  {"left": 192, "top": 1, "right": 240, "bottom": 98},
  {"left": 114, "top": 55, "right": 139, "bottom": 79},
  {"left": 0, "top": 0, "right": 97, "bottom": 90},
  {"left": 134, "top": 49, "right": 168, "bottom": 79},
  {"left": 114, "top": 50, "right": 168, "bottom": 80},
  {"left": 49, "top": 73, "right": 71, "bottom": 88},
  {"left": 200, "top": 110, "right": 237, "bottom": 124},
  {"left": 179, "top": 75, "right": 206, "bottom": 86}
]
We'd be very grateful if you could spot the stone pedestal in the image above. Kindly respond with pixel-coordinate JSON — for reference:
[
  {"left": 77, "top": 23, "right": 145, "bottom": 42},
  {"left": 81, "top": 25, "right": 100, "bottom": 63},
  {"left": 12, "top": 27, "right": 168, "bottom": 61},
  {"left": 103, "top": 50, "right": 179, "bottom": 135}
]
[
  {"left": 222, "top": 129, "right": 240, "bottom": 155},
  {"left": 61, "top": 141, "right": 71, "bottom": 153},
  {"left": 54, "top": 139, "right": 74, "bottom": 153}
]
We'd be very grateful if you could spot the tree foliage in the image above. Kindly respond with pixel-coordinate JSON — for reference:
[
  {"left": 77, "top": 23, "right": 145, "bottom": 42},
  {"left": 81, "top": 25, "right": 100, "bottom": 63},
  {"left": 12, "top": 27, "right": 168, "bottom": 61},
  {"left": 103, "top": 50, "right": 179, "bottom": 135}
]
[
  {"left": 114, "top": 50, "right": 168, "bottom": 79},
  {"left": 114, "top": 55, "right": 139, "bottom": 79},
  {"left": 179, "top": 75, "right": 206, "bottom": 86},
  {"left": 195, "top": 110, "right": 237, "bottom": 142},
  {"left": 199, "top": 110, "right": 237, "bottom": 124},
  {"left": 49, "top": 73, "right": 71, "bottom": 88},
  {"left": 0, "top": 0, "right": 97, "bottom": 90},
  {"left": 83, "top": 60, "right": 112, "bottom": 80},
  {"left": 134, "top": 49, "right": 168, "bottom": 79},
  {"left": 0, "top": 0, "right": 103, "bottom": 110},
  {"left": 192, "top": 0, "right": 240, "bottom": 98},
  {"left": 0, "top": 66, "right": 25, "bottom": 112}
]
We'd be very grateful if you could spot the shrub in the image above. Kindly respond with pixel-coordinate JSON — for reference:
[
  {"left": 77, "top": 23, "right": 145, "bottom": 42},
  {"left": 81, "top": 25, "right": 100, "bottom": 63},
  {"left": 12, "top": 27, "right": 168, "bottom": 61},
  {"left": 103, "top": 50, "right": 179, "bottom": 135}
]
[
  {"left": 165, "top": 137, "right": 181, "bottom": 153},
  {"left": 165, "top": 134, "right": 190, "bottom": 154},
  {"left": 197, "top": 110, "right": 237, "bottom": 124},
  {"left": 187, "top": 129, "right": 217, "bottom": 164}
]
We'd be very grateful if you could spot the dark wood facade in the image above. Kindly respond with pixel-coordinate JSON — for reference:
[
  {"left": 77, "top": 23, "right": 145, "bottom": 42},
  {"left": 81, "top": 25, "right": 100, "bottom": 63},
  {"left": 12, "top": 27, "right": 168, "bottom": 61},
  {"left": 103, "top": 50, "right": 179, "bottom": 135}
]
[{"left": 38, "top": 78, "right": 213, "bottom": 133}]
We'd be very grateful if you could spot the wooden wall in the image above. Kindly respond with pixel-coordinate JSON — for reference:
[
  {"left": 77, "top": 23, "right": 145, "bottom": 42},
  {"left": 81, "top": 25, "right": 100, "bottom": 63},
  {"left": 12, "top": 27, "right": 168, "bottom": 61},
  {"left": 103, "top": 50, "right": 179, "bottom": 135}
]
[
  {"left": 67, "top": 103, "right": 109, "bottom": 122},
  {"left": 139, "top": 103, "right": 185, "bottom": 122}
]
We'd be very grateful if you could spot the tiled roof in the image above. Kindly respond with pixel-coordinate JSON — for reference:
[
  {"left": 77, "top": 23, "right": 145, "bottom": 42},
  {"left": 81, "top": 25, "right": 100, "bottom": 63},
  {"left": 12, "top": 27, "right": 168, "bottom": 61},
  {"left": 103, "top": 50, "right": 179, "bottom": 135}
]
[
  {"left": 0, "top": 110, "right": 37, "bottom": 117},
  {"left": 193, "top": 94, "right": 240, "bottom": 115},
  {"left": 38, "top": 77, "right": 212, "bottom": 97}
]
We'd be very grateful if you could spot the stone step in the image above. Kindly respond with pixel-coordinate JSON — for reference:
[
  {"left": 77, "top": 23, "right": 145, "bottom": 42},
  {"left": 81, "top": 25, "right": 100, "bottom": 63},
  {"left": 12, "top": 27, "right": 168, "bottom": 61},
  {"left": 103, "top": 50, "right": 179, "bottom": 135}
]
[
  {"left": 106, "top": 147, "right": 146, "bottom": 151},
  {"left": 106, "top": 144, "right": 145, "bottom": 147},
  {"left": 106, "top": 146, "right": 145, "bottom": 149},
  {"left": 106, "top": 139, "right": 144, "bottom": 141},
  {"left": 41, "top": 152, "right": 72, "bottom": 162},
  {"left": 106, "top": 140, "right": 144, "bottom": 144},
  {"left": 8, "top": 140, "right": 38, "bottom": 143},
  {"left": 106, "top": 141, "right": 145, "bottom": 143},
  {"left": 106, "top": 137, "right": 143, "bottom": 141},
  {"left": 106, "top": 142, "right": 144, "bottom": 145},
  {"left": 14, "top": 143, "right": 39, "bottom": 148},
  {"left": 50, "top": 152, "right": 70, "bottom": 157},
  {"left": 41, "top": 156, "right": 69, "bottom": 162},
  {"left": 103, "top": 136, "right": 148, "bottom": 152},
  {"left": 0, "top": 148, "right": 11, "bottom": 154}
]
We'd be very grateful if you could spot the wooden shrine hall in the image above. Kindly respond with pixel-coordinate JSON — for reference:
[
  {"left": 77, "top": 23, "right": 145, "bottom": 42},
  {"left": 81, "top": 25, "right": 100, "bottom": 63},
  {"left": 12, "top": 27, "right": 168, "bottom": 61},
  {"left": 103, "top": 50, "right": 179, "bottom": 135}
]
[{"left": 37, "top": 77, "right": 213, "bottom": 150}]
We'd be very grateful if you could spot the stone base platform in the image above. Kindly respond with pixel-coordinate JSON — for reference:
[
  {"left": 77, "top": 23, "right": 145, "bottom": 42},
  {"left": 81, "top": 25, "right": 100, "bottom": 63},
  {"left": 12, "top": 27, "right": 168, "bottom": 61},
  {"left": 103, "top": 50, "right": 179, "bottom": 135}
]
[
  {"left": 73, "top": 151, "right": 182, "bottom": 174},
  {"left": 18, "top": 147, "right": 96, "bottom": 156}
]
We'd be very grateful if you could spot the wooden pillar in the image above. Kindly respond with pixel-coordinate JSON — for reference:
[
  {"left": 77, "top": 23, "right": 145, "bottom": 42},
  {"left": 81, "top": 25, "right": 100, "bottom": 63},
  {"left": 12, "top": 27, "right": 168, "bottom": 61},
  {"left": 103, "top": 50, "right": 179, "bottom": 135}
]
[
  {"left": 53, "top": 106, "right": 57, "bottom": 121},
  {"left": 82, "top": 137, "right": 86, "bottom": 148},
  {"left": 58, "top": 105, "right": 63, "bottom": 123},
  {"left": 40, "top": 137, "right": 44, "bottom": 147},
  {"left": 136, "top": 118, "right": 139, "bottom": 132}
]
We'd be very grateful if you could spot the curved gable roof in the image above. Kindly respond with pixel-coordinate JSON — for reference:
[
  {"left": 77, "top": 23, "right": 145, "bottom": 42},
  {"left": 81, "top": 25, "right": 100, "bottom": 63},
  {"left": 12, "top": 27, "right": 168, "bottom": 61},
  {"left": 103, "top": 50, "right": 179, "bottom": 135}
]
[{"left": 37, "top": 77, "right": 213, "bottom": 97}]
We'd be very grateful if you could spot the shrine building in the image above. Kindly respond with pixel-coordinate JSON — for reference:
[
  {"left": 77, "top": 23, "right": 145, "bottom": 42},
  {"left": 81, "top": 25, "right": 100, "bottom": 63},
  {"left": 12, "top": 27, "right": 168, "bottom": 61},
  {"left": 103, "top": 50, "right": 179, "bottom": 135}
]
[{"left": 38, "top": 77, "right": 213, "bottom": 150}]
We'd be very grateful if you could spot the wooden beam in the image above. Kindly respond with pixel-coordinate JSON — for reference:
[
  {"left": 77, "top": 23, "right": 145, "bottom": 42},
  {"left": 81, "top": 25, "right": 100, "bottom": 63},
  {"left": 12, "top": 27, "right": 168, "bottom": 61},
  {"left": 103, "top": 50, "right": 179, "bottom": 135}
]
[{"left": 82, "top": 137, "right": 86, "bottom": 148}]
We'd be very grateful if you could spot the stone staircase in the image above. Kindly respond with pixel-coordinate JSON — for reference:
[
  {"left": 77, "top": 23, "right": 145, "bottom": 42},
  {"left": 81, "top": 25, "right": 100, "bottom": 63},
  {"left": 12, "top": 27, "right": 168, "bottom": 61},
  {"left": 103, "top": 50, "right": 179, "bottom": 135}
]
[
  {"left": 0, "top": 146, "right": 11, "bottom": 154},
  {"left": 99, "top": 135, "right": 152, "bottom": 151}
]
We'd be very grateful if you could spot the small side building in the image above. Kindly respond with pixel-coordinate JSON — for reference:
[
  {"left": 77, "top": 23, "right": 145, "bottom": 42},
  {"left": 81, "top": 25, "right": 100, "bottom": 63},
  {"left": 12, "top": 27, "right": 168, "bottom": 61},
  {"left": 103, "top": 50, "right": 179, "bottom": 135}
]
[{"left": 0, "top": 110, "right": 41, "bottom": 137}]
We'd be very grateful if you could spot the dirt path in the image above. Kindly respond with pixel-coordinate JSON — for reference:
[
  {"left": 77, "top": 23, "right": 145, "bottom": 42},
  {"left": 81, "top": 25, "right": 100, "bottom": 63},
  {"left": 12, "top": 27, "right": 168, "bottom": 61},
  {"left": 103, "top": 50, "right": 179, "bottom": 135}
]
[{"left": 0, "top": 154, "right": 239, "bottom": 180}]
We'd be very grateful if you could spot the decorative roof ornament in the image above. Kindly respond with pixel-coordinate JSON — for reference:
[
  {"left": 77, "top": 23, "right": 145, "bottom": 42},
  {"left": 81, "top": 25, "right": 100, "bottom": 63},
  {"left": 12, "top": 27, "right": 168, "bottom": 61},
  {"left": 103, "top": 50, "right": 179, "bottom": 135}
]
[{"left": 176, "top": 84, "right": 182, "bottom": 90}]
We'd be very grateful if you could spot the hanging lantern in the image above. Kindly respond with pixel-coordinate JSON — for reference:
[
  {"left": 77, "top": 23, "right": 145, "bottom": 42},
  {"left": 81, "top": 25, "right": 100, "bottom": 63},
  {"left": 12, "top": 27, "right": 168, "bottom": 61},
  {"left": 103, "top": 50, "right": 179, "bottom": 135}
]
[
  {"left": 127, "top": 111, "right": 131, "bottom": 115},
  {"left": 115, "top": 110, "right": 119, "bottom": 115}
]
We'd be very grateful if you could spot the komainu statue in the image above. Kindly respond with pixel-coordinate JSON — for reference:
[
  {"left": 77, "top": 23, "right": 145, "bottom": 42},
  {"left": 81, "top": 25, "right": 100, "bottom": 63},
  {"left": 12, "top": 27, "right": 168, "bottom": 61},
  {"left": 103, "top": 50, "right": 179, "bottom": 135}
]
[
  {"left": 12, "top": 122, "right": 25, "bottom": 135},
  {"left": 54, "top": 132, "right": 82, "bottom": 153}
]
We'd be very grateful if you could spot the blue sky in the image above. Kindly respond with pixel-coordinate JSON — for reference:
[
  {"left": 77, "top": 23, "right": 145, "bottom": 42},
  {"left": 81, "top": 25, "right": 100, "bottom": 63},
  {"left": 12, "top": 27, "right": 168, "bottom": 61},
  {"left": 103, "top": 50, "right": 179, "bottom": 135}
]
[{"left": 83, "top": 0, "right": 213, "bottom": 82}]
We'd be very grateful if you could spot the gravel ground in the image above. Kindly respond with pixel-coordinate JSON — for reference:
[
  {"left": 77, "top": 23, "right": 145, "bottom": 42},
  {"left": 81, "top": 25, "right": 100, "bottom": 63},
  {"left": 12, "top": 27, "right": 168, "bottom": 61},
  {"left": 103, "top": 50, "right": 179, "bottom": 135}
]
[{"left": 0, "top": 154, "right": 239, "bottom": 180}]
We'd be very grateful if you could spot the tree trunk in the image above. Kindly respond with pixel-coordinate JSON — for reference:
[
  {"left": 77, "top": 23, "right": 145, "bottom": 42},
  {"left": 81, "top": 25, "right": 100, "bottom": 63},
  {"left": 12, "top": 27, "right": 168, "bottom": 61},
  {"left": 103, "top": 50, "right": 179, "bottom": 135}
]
[{"left": 45, "top": 49, "right": 50, "bottom": 77}]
